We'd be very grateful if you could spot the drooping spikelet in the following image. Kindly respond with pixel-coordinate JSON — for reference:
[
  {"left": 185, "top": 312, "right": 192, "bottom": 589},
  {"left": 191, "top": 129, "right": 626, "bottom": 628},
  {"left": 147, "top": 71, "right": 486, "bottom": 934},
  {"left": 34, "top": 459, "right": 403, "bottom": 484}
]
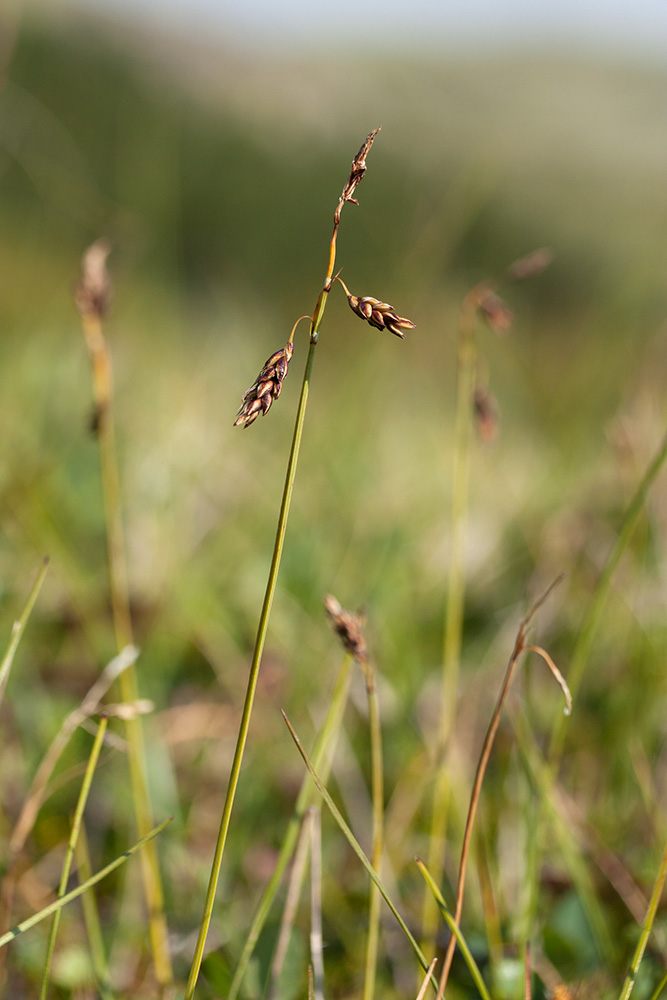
[
  {"left": 323, "top": 594, "right": 368, "bottom": 664},
  {"left": 345, "top": 293, "right": 415, "bottom": 338},
  {"left": 234, "top": 341, "right": 294, "bottom": 428},
  {"left": 335, "top": 274, "right": 415, "bottom": 339}
]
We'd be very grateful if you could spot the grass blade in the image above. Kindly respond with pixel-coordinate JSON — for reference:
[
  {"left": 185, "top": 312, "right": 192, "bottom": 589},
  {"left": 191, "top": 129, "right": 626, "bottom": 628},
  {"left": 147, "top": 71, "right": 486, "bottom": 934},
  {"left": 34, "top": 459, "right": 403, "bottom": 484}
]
[
  {"left": 0, "top": 818, "right": 172, "bottom": 951},
  {"left": 281, "top": 711, "right": 437, "bottom": 991}
]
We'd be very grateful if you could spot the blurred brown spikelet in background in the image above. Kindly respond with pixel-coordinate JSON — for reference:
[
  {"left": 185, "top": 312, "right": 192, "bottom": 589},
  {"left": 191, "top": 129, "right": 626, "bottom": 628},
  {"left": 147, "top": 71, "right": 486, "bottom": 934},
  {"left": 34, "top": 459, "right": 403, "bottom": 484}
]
[
  {"left": 507, "top": 246, "right": 554, "bottom": 282},
  {"left": 473, "top": 385, "right": 499, "bottom": 442},
  {"left": 74, "top": 239, "right": 112, "bottom": 319},
  {"left": 477, "top": 290, "right": 514, "bottom": 334},
  {"left": 234, "top": 341, "right": 294, "bottom": 428},
  {"left": 324, "top": 594, "right": 368, "bottom": 664}
]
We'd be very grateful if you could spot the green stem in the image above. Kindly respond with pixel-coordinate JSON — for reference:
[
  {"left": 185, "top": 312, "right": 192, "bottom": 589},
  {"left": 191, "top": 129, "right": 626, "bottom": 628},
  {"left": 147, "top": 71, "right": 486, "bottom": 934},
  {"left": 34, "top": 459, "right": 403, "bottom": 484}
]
[
  {"left": 550, "top": 427, "right": 667, "bottom": 764},
  {"left": 363, "top": 660, "right": 384, "bottom": 1000},
  {"left": 0, "top": 819, "right": 171, "bottom": 950},
  {"left": 617, "top": 835, "right": 667, "bottom": 1000},
  {"left": 0, "top": 557, "right": 49, "bottom": 709},
  {"left": 423, "top": 299, "right": 477, "bottom": 945},
  {"left": 82, "top": 311, "right": 172, "bottom": 987},
  {"left": 184, "top": 338, "right": 318, "bottom": 1000},
  {"left": 282, "top": 712, "right": 437, "bottom": 991},
  {"left": 40, "top": 716, "right": 108, "bottom": 1000},
  {"left": 228, "top": 654, "right": 353, "bottom": 1000}
]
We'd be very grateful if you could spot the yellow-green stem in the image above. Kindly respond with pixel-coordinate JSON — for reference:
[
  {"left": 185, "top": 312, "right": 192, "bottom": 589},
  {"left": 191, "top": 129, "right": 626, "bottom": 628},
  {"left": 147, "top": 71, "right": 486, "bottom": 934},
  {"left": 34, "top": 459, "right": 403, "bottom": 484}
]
[
  {"left": 228, "top": 654, "right": 353, "bottom": 1000},
  {"left": 0, "top": 557, "right": 49, "bottom": 710},
  {"left": 75, "top": 824, "right": 113, "bottom": 1000},
  {"left": 40, "top": 716, "right": 108, "bottom": 1000},
  {"left": 617, "top": 835, "right": 667, "bottom": 1000},
  {"left": 423, "top": 299, "right": 477, "bottom": 946},
  {"left": 82, "top": 312, "right": 172, "bottom": 989},
  {"left": 185, "top": 338, "right": 318, "bottom": 1000},
  {"left": 363, "top": 661, "right": 384, "bottom": 1000}
]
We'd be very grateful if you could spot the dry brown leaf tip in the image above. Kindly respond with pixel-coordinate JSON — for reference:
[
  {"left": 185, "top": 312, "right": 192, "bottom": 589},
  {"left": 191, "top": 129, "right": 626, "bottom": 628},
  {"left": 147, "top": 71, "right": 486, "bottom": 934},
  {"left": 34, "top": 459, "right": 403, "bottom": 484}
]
[
  {"left": 234, "top": 341, "right": 294, "bottom": 428},
  {"left": 323, "top": 594, "right": 368, "bottom": 663},
  {"left": 74, "top": 239, "right": 112, "bottom": 319}
]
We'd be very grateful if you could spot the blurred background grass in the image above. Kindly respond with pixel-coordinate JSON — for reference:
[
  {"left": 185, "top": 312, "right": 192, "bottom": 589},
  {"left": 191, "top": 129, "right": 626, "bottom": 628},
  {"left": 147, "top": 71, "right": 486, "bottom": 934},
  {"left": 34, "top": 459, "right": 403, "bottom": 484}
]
[{"left": 1, "top": 1, "right": 667, "bottom": 996}]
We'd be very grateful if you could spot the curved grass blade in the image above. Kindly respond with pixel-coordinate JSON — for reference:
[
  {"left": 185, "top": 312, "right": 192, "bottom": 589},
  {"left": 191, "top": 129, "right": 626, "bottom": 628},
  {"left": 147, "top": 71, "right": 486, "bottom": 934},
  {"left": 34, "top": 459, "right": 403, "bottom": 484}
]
[
  {"left": 39, "top": 715, "right": 109, "bottom": 1000},
  {"left": 0, "top": 557, "right": 49, "bottom": 710},
  {"left": 281, "top": 711, "right": 437, "bottom": 992},
  {"left": 415, "top": 858, "right": 492, "bottom": 1000},
  {"left": 0, "top": 818, "right": 172, "bottom": 950}
]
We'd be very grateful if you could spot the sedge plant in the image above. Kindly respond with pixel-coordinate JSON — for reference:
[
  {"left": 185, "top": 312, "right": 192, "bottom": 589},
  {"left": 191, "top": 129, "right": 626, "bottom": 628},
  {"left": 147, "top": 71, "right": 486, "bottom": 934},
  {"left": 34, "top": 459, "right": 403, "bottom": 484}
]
[{"left": 185, "top": 127, "right": 415, "bottom": 998}]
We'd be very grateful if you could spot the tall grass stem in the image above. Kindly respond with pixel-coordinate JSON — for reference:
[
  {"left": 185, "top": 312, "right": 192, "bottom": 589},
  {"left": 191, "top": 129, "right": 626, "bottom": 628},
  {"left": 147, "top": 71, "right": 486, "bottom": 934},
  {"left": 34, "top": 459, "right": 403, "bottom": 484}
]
[{"left": 80, "top": 305, "right": 172, "bottom": 988}]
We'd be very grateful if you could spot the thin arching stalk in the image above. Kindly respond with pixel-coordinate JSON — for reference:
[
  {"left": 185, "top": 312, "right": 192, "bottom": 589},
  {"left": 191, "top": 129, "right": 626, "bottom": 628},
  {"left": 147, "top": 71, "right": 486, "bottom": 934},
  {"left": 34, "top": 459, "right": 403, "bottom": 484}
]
[{"left": 437, "top": 578, "right": 563, "bottom": 999}]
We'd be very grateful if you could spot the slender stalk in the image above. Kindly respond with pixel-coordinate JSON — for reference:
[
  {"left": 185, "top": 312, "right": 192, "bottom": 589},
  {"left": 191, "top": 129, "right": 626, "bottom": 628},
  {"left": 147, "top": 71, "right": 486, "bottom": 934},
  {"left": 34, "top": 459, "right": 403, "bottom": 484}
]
[
  {"left": 517, "top": 427, "right": 667, "bottom": 985},
  {"left": 282, "top": 711, "right": 437, "bottom": 990},
  {"left": 185, "top": 128, "right": 382, "bottom": 998},
  {"left": 0, "top": 556, "right": 49, "bottom": 710},
  {"left": 617, "top": 835, "right": 667, "bottom": 1000},
  {"left": 361, "top": 656, "right": 384, "bottom": 1000},
  {"left": 437, "top": 578, "right": 562, "bottom": 999},
  {"left": 416, "top": 858, "right": 492, "bottom": 1000},
  {"left": 550, "top": 427, "right": 667, "bottom": 764},
  {"left": 649, "top": 971, "right": 667, "bottom": 1000},
  {"left": 309, "top": 809, "right": 325, "bottom": 1000},
  {"left": 270, "top": 807, "right": 314, "bottom": 996},
  {"left": 77, "top": 257, "right": 172, "bottom": 988},
  {"left": 75, "top": 824, "right": 113, "bottom": 1000},
  {"left": 229, "top": 655, "right": 353, "bottom": 1000},
  {"left": 185, "top": 339, "right": 317, "bottom": 1000},
  {"left": 40, "top": 715, "right": 108, "bottom": 1000},
  {"left": 0, "top": 818, "right": 171, "bottom": 950},
  {"left": 423, "top": 292, "right": 478, "bottom": 946}
]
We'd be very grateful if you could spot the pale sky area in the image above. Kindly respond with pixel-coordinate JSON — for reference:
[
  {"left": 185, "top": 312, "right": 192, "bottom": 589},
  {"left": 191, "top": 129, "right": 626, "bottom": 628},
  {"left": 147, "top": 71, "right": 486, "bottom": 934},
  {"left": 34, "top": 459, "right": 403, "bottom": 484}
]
[{"left": 74, "top": 0, "right": 667, "bottom": 60}]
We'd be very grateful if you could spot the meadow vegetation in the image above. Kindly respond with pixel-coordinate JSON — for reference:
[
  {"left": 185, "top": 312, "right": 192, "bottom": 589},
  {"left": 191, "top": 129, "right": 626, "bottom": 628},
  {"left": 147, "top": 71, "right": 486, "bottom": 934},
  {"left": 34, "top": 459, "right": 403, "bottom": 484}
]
[{"left": 1, "top": 10, "right": 667, "bottom": 999}]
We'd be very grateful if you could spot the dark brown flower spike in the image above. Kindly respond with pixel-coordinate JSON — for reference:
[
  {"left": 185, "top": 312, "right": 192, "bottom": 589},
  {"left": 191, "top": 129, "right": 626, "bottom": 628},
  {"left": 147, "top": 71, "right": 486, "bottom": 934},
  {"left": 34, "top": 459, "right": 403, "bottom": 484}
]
[
  {"left": 323, "top": 594, "right": 368, "bottom": 665},
  {"left": 234, "top": 340, "right": 294, "bottom": 428},
  {"left": 336, "top": 127, "right": 381, "bottom": 223},
  {"left": 74, "top": 240, "right": 113, "bottom": 319},
  {"left": 336, "top": 276, "right": 415, "bottom": 339}
]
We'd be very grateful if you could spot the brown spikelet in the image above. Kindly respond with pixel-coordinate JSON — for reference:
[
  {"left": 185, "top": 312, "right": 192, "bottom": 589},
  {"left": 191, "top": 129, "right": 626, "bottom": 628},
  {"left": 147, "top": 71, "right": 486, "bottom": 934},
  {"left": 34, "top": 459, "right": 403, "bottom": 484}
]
[
  {"left": 477, "top": 290, "right": 514, "bottom": 334},
  {"left": 507, "top": 247, "right": 553, "bottom": 282},
  {"left": 234, "top": 341, "right": 294, "bottom": 428},
  {"left": 74, "top": 240, "right": 112, "bottom": 319},
  {"left": 323, "top": 594, "right": 368, "bottom": 664},
  {"left": 473, "top": 385, "right": 499, "bottom": 442},
  {"left": 345, "top": 292, "right": 415, "bottom": 339},
  {"left": 336, "top": 127, "right": 381, "bottom": 221}
]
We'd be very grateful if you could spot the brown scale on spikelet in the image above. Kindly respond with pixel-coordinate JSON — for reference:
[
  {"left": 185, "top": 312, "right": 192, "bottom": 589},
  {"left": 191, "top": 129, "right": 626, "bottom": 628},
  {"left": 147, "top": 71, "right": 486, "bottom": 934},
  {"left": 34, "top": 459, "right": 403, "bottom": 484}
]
[
  {"left": 234, "top": 341, "right": 294, "bottom": 428},
  {"left": 323, "top": 594, "right": 368, "bottom": 664},
  {"left": 336, "top": 276, "right": 415, "bottom": 339}
]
